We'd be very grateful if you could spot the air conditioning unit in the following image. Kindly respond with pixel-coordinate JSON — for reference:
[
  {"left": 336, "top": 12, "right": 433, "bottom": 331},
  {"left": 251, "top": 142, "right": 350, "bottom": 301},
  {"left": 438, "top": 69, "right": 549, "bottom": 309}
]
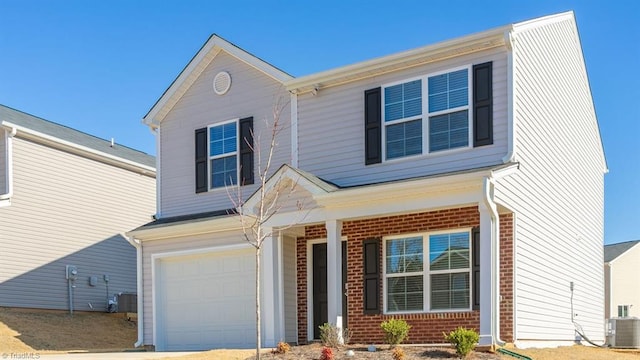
[
  {"left": 116, "top": 293, "right": 137, "bottom": 313},
  {"left": 607, "top": 318, "right": 640, "bottom": 348}
]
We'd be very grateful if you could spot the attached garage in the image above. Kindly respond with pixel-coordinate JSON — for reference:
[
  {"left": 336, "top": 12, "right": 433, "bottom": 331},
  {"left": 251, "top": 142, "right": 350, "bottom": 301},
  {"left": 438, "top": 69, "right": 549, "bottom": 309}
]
[{"left": 155, "top": 247, "right": 256, "bottom": 351}]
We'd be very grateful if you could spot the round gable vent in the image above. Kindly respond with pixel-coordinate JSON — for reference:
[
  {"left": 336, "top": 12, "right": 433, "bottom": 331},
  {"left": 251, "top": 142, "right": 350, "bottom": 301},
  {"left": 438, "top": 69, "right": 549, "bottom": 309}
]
[{"left": 213, "top": 71, "right": 231, "bottom": 95}]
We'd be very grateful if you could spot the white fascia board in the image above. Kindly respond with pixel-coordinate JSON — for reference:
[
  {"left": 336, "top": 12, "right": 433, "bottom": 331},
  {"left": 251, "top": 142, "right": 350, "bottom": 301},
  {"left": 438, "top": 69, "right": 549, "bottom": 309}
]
[
  {"left": 263, "top": 171, "right": 490, "bottom": 228},
  {"left": 143, "top": 35, "right": 293, "bottom": 128},
  {"left": 126, "top": 214, "right": 244, "bottom": 241},
  {"left": 242, "top": 165, "right": 334, "bottom": 213},
  {"left": 512, "top": 11, "right": 575, "bottom": 32},
  {"left": 285, "top": 26, "right": 509, "bottom": 94},
  {"left": 315, "top": 169, "right": 492, "bottom": 208},
  {"left": 1, "top": 121, "right": 155, "bottom": 176},
  {"left": 263, "top": 184, "right": 483, "bottom": 230}
]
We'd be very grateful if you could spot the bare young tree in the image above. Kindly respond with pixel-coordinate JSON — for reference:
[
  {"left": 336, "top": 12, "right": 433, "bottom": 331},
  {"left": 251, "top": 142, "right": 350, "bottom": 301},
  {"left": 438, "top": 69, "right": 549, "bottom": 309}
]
[{"left": 227, "top": 96, "right": 304, "bottom": 359}]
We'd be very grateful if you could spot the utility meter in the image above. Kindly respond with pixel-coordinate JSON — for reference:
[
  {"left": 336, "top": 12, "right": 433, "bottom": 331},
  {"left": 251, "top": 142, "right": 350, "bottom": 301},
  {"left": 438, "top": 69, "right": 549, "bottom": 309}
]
[{"left": 66, "top": 265, "right": 78, "bottom": 280}]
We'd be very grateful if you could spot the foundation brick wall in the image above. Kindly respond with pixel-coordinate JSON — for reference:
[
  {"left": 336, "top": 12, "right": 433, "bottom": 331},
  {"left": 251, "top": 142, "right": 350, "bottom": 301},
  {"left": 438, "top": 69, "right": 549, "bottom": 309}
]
[{"left": 296, "top": 206, "right": 514, "bottom": 344}]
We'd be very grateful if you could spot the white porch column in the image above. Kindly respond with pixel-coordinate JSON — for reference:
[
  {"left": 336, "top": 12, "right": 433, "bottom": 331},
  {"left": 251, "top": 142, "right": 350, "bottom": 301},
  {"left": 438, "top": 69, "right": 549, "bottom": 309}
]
[
  {"left": 326, "top": 219, "right": 344, "bottom": 342},
  {"left": 261, "top": 227, "right": 282, "bottom": 348},
  {"left": 478, "top": 203, "right": 494, "bottom": 345}
]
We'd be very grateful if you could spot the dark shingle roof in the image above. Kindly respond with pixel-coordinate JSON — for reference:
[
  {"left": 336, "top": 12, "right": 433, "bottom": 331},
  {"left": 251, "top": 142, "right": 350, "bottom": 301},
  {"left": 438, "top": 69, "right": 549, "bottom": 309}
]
[
  {"left": 0, "top": 104, "right": 155, "bottom": 169},
  {"left": 604, "top": 240, "right": 640, "bottom": 263}
]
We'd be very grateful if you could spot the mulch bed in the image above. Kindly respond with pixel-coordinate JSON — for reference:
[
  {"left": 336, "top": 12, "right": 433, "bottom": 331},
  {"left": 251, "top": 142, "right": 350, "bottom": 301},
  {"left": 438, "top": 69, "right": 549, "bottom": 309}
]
[{"left": 249, "top": 343, "right": 501, "bottom": 359}]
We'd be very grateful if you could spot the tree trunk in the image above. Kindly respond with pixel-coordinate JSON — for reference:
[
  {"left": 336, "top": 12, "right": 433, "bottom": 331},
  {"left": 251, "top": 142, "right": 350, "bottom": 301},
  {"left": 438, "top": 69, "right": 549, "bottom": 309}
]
[{"left": 256, "top": 245, "right": 261, "bottom": 360}]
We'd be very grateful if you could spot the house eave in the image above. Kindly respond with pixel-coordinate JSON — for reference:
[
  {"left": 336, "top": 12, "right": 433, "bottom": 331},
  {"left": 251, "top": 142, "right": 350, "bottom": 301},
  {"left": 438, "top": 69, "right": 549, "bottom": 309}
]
[
  {"left": 314, "top": 165, "right": 506, "bottom": 208},
  {"left": 1, "top": 121, "right": 156, "bottom": 176},
  {"left": 285, "top": 26, "right": 510, "bottom": 94},
  {"left": 127, "top": 213, "right": 244, "bottom": 241},
  {"left": 143, "top": 34, "right": 293, "bottom": 128}
]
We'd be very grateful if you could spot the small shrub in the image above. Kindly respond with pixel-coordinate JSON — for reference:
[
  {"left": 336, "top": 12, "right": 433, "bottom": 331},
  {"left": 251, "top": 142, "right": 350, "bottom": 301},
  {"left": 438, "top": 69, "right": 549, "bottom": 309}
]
[
  {"left": 271, "top": 341, "right": 290, "bottom": 354},
  {"left": 380, "top": 318, "right": 411, "bottom": 348},
  {"left": 392, "top": 346, "right": 405, "bottom": 360},
  {"left": 443, "top": 327, "right": 479, "bottom": 358},
  {"left": 320, "top": 346, "right": 334, "bottom": 360},
  {"left": 319, "top": 322, "right": 352, "bottom": 348}
]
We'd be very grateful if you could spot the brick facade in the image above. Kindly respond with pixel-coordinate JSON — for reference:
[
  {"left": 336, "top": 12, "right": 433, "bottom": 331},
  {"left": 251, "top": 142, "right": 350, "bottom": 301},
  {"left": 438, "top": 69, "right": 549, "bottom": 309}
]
[{"left": 296, "top": 206, "right": 514, "bottom": 344}]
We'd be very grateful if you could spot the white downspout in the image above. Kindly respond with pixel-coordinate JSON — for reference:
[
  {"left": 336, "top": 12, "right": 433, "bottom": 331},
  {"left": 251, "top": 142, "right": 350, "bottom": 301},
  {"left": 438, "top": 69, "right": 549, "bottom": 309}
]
[
  {"left": 502, "top": 29, "right": 517, "bottom": 164},
  {"left": 0, "top": 126, "right": 16, "bottom": 205},
  {"left": 483, "top": 163, "right": 519, "bottom": 346},
  {"left": 483, "top": 176, "right": 501, "bottom": 346},
  {"left": 124, "top": 233, "right": 144, "bottom": 348}
]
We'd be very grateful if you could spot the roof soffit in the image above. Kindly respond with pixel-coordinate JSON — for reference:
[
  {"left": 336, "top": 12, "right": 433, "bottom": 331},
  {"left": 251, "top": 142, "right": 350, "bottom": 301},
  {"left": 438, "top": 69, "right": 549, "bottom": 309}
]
[
  {"left": 286, "top": 27, "right": 509, "bottom": 94},
  {"left": 1, "top": 120, "right": 155, "bottom": 176},
  {"left": 143, "top": 35, "right": 293, "bottom": 128}
]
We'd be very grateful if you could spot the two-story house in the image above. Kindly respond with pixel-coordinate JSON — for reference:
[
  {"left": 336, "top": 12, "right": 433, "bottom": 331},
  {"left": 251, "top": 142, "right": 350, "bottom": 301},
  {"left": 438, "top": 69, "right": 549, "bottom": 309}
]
[
  {"left": 0, "top": 105, "right": 156, "bottom": 312},
  {"left": 128, "top": 11, "right": 606, "bottom": 351},
  {"left": 604, "top": 240, "right": 640, "bottom": 320}
]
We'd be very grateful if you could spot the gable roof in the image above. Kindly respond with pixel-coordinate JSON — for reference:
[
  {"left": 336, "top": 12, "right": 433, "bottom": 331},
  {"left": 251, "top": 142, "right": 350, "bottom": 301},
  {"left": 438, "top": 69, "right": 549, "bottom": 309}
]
[
  {"left": 286, "top": 11, "right": 580, "bottom": 94},
  {"left": 0, "top": 104, "right": 155, "bottom": 174},
  {"left": 604, "top": 240, "right": 640, "bottom": 263},
  {"left": 143, "top": 34, "right": 293, "bottom": 128}
]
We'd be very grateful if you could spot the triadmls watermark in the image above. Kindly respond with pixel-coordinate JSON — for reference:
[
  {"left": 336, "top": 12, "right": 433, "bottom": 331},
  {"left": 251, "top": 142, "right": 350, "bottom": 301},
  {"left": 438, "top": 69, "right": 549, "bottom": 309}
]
[{"left": 1, "top": 353, "right": 40, "bottom": 359}]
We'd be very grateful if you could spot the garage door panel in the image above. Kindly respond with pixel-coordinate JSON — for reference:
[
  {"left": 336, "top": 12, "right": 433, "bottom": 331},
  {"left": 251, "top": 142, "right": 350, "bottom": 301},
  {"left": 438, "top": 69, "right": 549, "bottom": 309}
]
[{"left": 158, "top": 248, "right": 256, "bottom": 350}]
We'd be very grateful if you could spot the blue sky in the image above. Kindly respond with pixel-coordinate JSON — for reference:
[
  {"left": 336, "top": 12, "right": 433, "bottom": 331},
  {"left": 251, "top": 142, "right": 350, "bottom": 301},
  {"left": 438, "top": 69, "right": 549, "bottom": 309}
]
[{"left": 0, "top": 1, "right": 638, "bottom": 244}]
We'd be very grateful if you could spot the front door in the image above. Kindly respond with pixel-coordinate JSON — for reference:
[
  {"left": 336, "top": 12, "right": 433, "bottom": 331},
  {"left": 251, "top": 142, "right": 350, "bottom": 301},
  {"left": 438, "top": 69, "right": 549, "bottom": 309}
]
[{"left": 312, "top": 242, "right": 347, "bottom": 339}]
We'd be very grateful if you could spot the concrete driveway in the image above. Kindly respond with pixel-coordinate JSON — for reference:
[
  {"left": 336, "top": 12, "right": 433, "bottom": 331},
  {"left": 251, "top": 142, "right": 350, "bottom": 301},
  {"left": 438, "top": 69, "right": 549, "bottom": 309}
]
[{"left": 17, "top": 352, "right": 198, "bottom": 359}]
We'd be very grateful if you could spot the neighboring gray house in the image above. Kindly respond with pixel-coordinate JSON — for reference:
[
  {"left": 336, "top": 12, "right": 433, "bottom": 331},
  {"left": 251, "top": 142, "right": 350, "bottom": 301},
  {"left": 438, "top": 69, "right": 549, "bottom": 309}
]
[
  {"left": 128, "top": 11, "right": 606, "bottom": 351},
  {"left": 604, "top": 240, "right": 640, "bottom": 320},
  {"left": 0, "top": 105, "right": 156, "bottom": 312}
]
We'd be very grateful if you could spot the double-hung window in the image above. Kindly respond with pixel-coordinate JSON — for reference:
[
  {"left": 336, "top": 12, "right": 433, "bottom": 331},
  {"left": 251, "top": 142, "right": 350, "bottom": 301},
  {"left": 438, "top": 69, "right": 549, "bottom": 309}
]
[
  {"left": 427, "top": 68, "right": 471, "bottom": 152},
  {"left": 195, "top": 116, "right": 252, "bottom": 193},
  {"left": 618, "top": 305, "right": 630, "bottom": 317},
  {"left": 381, "top": 67, "right": 472, "bottom": 160},
  {"left": 384, "top": 230, "right": 471, "bottom": 313},
  {"left": 384, "top": 79, "right": 423, "bottom": 160},
  {"left": 208, "top": 120, "right": 238, "bottom": 189}
]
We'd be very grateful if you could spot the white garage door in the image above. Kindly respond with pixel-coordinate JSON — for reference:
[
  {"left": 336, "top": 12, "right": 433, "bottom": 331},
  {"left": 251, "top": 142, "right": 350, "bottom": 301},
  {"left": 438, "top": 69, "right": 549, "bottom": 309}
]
[{"left": 157, "top": 248, "right": 256, "bottom": 351}]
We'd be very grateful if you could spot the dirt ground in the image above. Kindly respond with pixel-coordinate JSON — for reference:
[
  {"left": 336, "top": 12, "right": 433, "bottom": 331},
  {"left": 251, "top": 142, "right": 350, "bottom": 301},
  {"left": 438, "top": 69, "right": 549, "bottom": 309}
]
[
  {"left": 2, "top": 308, "right": 640, "bottom": 360},
  {"left": 166, "top": 343, "right": 499, "bottom": 360},
  {"left": 0, "top": 307, "right": 137, "bottom": 352},
  {"left": 166, "top": 344, "right": 640, "bottom": 360}
]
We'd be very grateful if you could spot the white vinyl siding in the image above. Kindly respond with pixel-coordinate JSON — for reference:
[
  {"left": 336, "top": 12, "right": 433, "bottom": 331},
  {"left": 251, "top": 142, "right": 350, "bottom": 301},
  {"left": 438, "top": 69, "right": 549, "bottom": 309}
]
[
  {"left": 159, "top": 51, "right": 291, "bottom": 218},
  {"left": 494, "top": 17, "right": 606, "bottom": 342},
  {"left": 297, "top": 49, "right": 508, "bottom": 187},
  {"left": 0, "top": 137, "right": 155, "bottom": 311},
  {"left": 383, "top": 230, "right": 471, "bottom": 314}
]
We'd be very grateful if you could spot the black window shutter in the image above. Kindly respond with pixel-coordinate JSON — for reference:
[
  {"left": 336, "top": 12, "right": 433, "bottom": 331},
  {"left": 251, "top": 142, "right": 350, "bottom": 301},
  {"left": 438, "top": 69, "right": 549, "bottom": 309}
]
[
  {"left": 473, "top": 62, "right": 493, "bottom": 147},
  {"left": 472, "top": 226, "right": 480, "bottom": 310},
  {"left": 239, "top": 117, "right": 254, "bottom": 185},
  {"left": 195, "top": 127, "right": 208, "bottom": 193},
  {"left": 364, "top": 88, "right": 382, "bottom": 165},
  {"left": 363, "top": 238, "right": 381, "bottom": 314}
]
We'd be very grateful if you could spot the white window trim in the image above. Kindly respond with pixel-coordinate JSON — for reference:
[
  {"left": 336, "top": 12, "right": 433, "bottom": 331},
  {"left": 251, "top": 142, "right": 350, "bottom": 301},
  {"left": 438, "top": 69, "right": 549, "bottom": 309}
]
[
  {"left": 381, "top": 65, "right": 473, "bottom": 162},
  {"left": 426, "top": 65, "right": 473, "bottom": 154},
  {"left": 382, "top": 228, "right": 473, "bottom": 315},
  {"left": 207, "top": 118, "right": 240, "bottom": 191}
]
